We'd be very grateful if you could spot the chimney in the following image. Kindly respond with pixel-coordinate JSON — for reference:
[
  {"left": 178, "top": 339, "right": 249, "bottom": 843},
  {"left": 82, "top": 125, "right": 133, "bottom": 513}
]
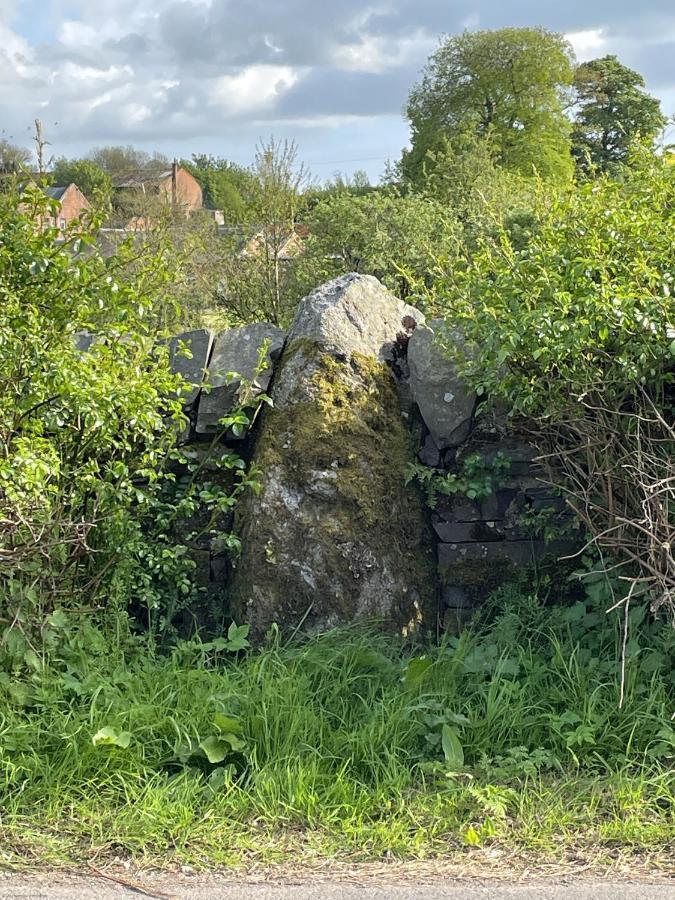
[{"left": 171, "top": 159, "right": 178, "bottom": 209}]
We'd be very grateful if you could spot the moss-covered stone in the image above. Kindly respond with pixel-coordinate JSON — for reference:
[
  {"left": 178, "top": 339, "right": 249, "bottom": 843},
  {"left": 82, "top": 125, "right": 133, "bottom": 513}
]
[{"left": 230, "top": 276, "right": 435, "bottom": 637}]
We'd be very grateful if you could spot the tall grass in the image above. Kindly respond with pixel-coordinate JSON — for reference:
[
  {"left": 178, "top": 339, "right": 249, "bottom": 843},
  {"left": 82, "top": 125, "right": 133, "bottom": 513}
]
[{"left": 0, "top": 590, "right": 673, "bottom": 867}]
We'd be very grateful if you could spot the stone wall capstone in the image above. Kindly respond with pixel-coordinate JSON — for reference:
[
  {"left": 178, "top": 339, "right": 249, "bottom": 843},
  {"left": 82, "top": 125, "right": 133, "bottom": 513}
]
[{"left": 229, "top": 273, "right": 437, "bottom": 638}]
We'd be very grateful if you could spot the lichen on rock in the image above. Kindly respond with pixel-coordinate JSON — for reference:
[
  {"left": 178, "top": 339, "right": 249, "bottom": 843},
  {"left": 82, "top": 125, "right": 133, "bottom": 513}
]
[{"left": 230, "top": 274, "right": 436, "bottom": 637}]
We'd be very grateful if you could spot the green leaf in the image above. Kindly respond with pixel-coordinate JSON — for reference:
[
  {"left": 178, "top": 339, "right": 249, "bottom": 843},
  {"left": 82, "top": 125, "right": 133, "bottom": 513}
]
[
  {"left": 463, "top": 825, "right": 481, "bottom": 846},
  {"left": 46, "top": 609, "right": 69, "bottom": 629},
  {"left": 214, "top": 712, "right": 243, "bottom": 734},
  {"left": 404, "top": 656, "right": 433, "bottom": 687},
  {"left": 441, "top": 724, "right": 464, "bottom": 769},
  {"left": 199, "top": 735, "right": 229, "bottom": 764},
  {"left": 225, "top": 622, "right": 250, "bottom": 651},
  {"left": 92, "top": 727, "right": 132, "bottom": 749},
  {"left": 222, "top": 733, "right": 246, "bottom": 752}
]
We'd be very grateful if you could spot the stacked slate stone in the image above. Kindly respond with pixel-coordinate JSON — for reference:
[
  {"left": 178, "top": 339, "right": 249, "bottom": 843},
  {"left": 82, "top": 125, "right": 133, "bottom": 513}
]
[
  {"left": 165, "top": 324, "right": 285, "bottom": 602},
  {"left": 407, "top": 319, "right": 576, "bottom": 632}
]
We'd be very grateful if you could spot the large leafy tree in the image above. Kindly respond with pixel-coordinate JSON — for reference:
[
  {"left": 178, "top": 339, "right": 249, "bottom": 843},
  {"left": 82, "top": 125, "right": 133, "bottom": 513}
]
[
  {"left": 87, "top": 144, "right": 170, "bottom": 177},
  {"left": 50, "top": 157, "right": 113, "bottom": 202},
  {"left": 402, "top": 27, "right": 575, "bottom": 186},
  {"left": 572, "top": 55, "right": 667, "bottom": 172}
]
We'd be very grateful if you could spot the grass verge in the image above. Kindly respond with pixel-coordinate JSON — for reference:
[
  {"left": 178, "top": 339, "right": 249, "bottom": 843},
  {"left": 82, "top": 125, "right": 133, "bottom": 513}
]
[{"left": 0, "top": 590, "right": 673, "bottom": 870}]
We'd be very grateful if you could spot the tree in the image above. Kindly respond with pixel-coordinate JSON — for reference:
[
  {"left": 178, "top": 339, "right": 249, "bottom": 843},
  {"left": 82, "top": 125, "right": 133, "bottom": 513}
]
[
  {"left": 402, "top": 28, "right": 575, "bottom": 186},
  {"left": 297, "top": 189, "right": 460, "bottom": 307},
  {"left": 232, "top": 138, "right": 310, "bottom": 325},
  {"left": 182, "top": 154, "right": 253, "bottom": 221},
  {"left": 572, "top": 55, "right": 667, "bottom": 172},
  {"left": 88, "top": 145, "right": 170, "bottom": 177},
  {"left": 0, "top": 139, "right": 31, "bottom": 174},
  {"left": 50, "top": 157, "right": 113, "bottom": 203}
]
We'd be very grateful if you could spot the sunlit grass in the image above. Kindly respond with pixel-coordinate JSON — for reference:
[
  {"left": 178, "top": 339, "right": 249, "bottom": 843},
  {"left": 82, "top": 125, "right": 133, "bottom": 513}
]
[{"left": 0, "top": 597, "right": 673, "bottom": 869}]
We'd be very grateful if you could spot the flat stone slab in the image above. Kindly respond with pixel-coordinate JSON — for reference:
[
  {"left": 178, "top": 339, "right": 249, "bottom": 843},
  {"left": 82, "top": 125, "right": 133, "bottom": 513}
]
[
  {"left": 169, "top": 328, "right": 214, "bottom": 407},
  {"left": 196, "top": 323, "right": 285, "bottom": 434},
  {"left": 408, "top": 319, "right": 476, "bottom": 449},
  {"left": 439, "top": 539, "right": 576, "bottom": 569}
]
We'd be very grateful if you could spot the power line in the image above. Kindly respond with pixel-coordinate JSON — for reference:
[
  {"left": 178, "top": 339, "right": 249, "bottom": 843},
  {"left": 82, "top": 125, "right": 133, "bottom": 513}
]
[{"left": 305, "top": 154, "right": 391, "bottom": 166}]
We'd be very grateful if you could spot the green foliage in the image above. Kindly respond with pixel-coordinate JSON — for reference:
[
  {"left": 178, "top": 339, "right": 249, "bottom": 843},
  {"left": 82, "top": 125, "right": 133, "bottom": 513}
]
[
  {"left": 435, "top": 152, "right": 674, "bottom": 421},
  {"left": 572, "top": 55, "right": 667, "bottom": 173},
  {"left": 213, "top": 138, "right": 311, "bottom": 326},
  {"left": 434, "top": 151, "right": 675, "bottom": 619},
  {"left": 0, "top": 591, "right": 672, "bottom": 866},
  {"left": 298, "top": 189, "right": 460, "bottom": 305},
  {"left": 0, "top": 184, "right": 262, "bottom": 649},
  {"left": 50, "top": 157, "right": 113, "bottom": 203},
  {"left": 406, "top": 453, "right": 511, "bottom": 508},
  {"left": 126, "top": 388, "right": 268, "bottom": 643},
  {"left": 182, "top": 154, "right": 254, "bottom": 222},
  {"left": 87, "top": 144, "right": 170, "bottom": 177},
  {"left": 403, "top": 27, "right": 575, "bottom": 186},
  {"left": 416, "top": 134, "right": 536, "bottom": 243}
]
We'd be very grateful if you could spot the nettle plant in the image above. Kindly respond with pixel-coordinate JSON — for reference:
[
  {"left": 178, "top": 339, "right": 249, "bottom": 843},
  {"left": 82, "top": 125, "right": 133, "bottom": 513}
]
[
  {"left": 0, "top": 184, "right": 263, "bottom": 660},
  {"left": 435, "top": 150, "right": 675, "bottom": 625}
]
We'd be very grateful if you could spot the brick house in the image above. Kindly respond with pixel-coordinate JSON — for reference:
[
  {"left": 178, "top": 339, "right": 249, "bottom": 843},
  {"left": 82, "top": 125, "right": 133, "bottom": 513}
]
[
  {"left": 241, "top": 223, "right": 309, "bottom": 260},
  {"left": 113, "top": 162, "right": 203, "bottom": 218},
  {"left": 41, "top": 183, "right": 91, "bottom": 231}
]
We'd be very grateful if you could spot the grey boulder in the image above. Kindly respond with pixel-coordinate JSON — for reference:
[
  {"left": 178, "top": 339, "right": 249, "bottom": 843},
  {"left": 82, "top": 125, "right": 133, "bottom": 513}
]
[{"left": 231, "top": 273, "right": 435, "bottom": 638}]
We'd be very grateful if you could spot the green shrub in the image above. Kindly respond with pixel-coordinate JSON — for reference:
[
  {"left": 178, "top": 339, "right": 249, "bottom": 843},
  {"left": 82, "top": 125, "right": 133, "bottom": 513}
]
[
  {"left": 0, "top": 184, "right": 260, "bottom": 653},
  {"left": 297, "top": 189, "right": 461, "bottom": 307},
  {"left": 435, "top": 152, "right": 675, "bottom": 623}
]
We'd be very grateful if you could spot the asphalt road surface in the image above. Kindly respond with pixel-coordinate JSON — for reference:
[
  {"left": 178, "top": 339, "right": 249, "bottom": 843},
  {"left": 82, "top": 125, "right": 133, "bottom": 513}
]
[{"left": 0, "top": 875, "right": 673, "bottom": 900}]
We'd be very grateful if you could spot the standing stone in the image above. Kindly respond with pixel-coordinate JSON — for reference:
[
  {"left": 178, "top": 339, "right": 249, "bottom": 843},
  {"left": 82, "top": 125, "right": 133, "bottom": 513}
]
[
  {"left": 231, "top": 273, "right": 436, "bottom": 637},
  {"left": 169, "top": 328, "right": 214, "bottom": 407},
  {"left": 196, "top": 324, "right": 285, "bottom": 434},
  {"left": 408, "top": 319, "right": 477, "bottom": 449}
]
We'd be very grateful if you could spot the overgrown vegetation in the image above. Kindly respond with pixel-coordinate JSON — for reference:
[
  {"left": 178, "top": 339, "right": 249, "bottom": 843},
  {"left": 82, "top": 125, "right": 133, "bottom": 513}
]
[
  {"left": 0, "top": 185, "right": 263, "bottom": 650},
  {"left": 0, "top": 582, "right": 672, "bottom": 868},
  {"left": 433, "top": 151, "right": 675, "bottom": 628}
]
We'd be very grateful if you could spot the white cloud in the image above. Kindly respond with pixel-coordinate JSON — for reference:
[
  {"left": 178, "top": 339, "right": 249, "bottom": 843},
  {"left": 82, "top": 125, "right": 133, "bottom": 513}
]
[
  {"left": 60, "top": 62, "right": 133, "bottom": 83},
  {"left": 332, "top": 31, "right": 433, "bottom": 74},
  {"left": 209, "top": 65, "right": 300, "bottom": 115},
  {"left": 566, "top": 28, "right": 608, "bottom": 60}
]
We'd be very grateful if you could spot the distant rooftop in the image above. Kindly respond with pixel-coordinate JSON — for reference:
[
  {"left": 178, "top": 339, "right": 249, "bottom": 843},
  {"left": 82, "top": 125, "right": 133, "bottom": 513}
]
[
  {"left": 44, "top": 185, "right": 68, "bottom": 200},
  {"left": 113, "top": 169, "right": 174, "bottom": 188}
]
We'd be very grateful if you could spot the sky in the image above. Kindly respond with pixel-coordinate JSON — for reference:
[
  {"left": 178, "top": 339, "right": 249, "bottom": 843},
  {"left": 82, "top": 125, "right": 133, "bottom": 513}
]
[{"left": 1, "top": 0, "right": 674, "bottom": 182}]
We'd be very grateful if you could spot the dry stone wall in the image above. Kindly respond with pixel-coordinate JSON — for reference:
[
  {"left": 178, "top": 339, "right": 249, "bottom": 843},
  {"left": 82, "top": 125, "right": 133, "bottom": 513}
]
[
  {"left": 405, "top": 318, "right": 576, "bottom": 631},
  {"left": 77, "top": 275, "right": 574, "bottom": 634}
]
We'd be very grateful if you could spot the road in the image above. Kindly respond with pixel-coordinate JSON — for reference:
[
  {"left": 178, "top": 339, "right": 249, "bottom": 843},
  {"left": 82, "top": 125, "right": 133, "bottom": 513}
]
[{"left": 0, "top": 874, "right": 673, "bottom": 900}]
